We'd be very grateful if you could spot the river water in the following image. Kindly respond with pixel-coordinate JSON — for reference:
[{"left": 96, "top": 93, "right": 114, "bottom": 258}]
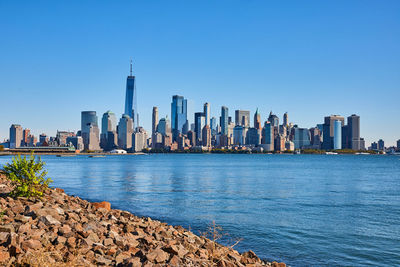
[{"left": 0, "top": 154, "right": 399, "bottom": 266}]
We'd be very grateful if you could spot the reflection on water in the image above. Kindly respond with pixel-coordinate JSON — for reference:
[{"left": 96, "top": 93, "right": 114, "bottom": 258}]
[{"left": 0, "top": 154, "right": 399, "bottom": 266}]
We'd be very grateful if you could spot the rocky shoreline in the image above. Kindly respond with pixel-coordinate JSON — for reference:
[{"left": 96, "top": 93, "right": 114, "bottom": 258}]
[{"left": 0, "top": 174, "right": 286, "bottom": 266}]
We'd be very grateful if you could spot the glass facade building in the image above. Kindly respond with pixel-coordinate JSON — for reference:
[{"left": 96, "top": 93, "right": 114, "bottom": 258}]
[
  {"left": 333, "top": 120, "right": 342, "bottom": 150},
  {"left": 220, "top": 106, "right": 229, "bottom": 136},
  {"left": 171, "top": 95, "right": 188, "bottom": 139},
  {"left": 81, "top": 111, "right": 98, "bottom": 135},
  {"left": 124, "top": 62, "right": 137, "bottom": 129},
  {"left": 293, "top": 127, "right": 311, "bottom": 149}
]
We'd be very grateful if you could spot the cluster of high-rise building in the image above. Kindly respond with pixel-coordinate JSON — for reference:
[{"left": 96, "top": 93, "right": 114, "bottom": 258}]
[{"left": 3, "top": 62, "right": 398, "bottom": 153}]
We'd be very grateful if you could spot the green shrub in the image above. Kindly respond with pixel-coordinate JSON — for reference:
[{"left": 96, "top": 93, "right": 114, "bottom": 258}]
[{"left": 3, "top": 154, "right": 52, "bottom": 198}]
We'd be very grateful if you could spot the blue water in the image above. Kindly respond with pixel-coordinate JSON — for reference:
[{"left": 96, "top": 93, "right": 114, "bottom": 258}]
[{"left": 1, "top": 154, "right": 399, "bottom": 266}]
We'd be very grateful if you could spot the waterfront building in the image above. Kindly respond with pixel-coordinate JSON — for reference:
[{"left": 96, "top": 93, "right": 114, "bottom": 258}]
[
  {"left": 220, "top": 106, "right": 229, "bottom": 135},
  {"left": 100, "top": 111, "right": 116, "bottom": 149},
  {"left": 371, "top": 142, "right": 378, "bottom": 150},
  {"left": 227, "top": 122, "right": 235, "bottom": 139},
  {"left": 9, "top": 124, "right": 23, "bottom": 149},
  {"left": 202, "top": 125, "right": 211, "bottom": 147},
  {"left": 66, "top": 136, "right": 84, "bottom": 151},
  {"left": 292, "top": 127, "right": 311, "bottom": 149},
  {"left": 276, "top": 134, "right": 286, "bottom": 152},
  {"left": 117, "top": 114, "right": 134, "bottom": 150},
  {"left": 83, "top": 124, "right": 100, "bottom": 151},
  {"left": 210, "top": 117, "right": 217, "bottom": 136},
  {"left": 246, "top": 127, "right": 261, "bottom": 146},
  {"left": 56, "top": 131, "right": 75, "bottom": 146},
  {"left": 347, "top": 114, "right": 361, "bottom": 150},
  {"left": 124, "top": 60, "right": 137, "bottom": 129},
  {"left": 194, "top": 112, "right": 205, "bottom": 144},
  {"left": 81, "top": 111, "right": 98, "bottom": 136},
  {"left": 152, "top": 132, "right": 163, "bottom": 149},
  {"left": 397, "top": 139, "right": 400, "bottom": 151},
  {"left": 132, "top": 127, "right": 148, "bottom": 152},
  {"left": 254, "top": 108, "right": 261, "bottom": 130},
  {"left": 322, "top": 115, "right": 344, "bottom": 150},
  {"left": 152, "top": 107, "right": 159, "bottom": 135},
  {"left": 162, "top": 134, "right": 172, "bottom": 147},
  {"left": 268, "top": 111, "right": 279, "bottom": 127},
  {"left": 279, "top": 125, "right": 287, "bottom": 139},
  {"left": 171, "top": 95, "right": 188, "bottom": 140},
  {"left": 105, "top": 131, "right": 118, "bottom": 151},
  {"left": 39, "top": 134, "right": 48, "bottom": 145},
  {"left": 333, "top": 120, "right": 342, "bottom": 150},
  {"left": 285, "top": 140, "right": 295, "bottom": 151},
  {"left": 283, "top": 112, "right": 289, "bottom": 127},
  {"left": 309, "top": 127, "right": 322, "bottom": 149},
  {"left": 157, "top": 116, "right": 171, "bottom": 136},
  {"left": 262, "top": 121, "right": 274, "bottom": 148},
  {"left": 378, "top": 139, "right": 385, "bottom": 151},
  {"left": 204, "top": 103, "right": 210, "bottom": 126},
  {"left": 235, "top": 110, "right": 250, "bottom": 127},
  {"left": 22, "top": 129, "right": 30, "bottom": 146},
  {"left": 27, "top": 135, "right": 37, "bottom": 147},
  {"left": 233, "top": 125, "right": 245, "bottom": 145},
  {"left": 187, "top": 131, "right": 196, "bottom": 147}
]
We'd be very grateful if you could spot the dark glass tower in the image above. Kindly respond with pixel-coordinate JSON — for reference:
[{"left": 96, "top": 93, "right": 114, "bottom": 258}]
[
  {"left": 171, "top": 95, "right": 188, "bottom": 140},
  {"left": 124, "top": 60, "right": 137, "bottom": 129}
]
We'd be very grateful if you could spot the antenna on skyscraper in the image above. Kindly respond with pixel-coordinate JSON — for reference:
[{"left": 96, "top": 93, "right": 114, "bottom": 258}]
[{"left": 130, "top": 59, "right": 133, "bottom": 76}]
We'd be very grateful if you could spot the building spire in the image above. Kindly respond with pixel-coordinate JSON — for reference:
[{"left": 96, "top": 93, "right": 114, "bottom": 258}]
[{"left": 130, "top": 59, "right": 133, "bottom": 76}]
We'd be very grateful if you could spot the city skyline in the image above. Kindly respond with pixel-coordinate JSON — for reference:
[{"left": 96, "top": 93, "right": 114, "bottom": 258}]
[{"left": 1, "top": 1, "right": 399, "bottom": 146}]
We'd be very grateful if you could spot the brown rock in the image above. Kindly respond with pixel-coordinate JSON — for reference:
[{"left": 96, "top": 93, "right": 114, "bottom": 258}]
[
  {"left": 66, "top": 236, "right": 76, "bottom": 247},
  {"left": 0, "top": 250, "right": 9, "bottom": 263},
  {"left": 103, "top": 238, "right": 114, "bottom": 246},
  {"left": 116, "top": 252, "right": 131, "bottom": 264},
  {"left": 56, "top": 235, "right": 67, "bottom": 244},
  {"left": 92, "top": 201, "right": 111, "bottom": 211},
  {"left": 0, "top": 224, "right": 15, "bottom": 233},
  {"left": 55, "top": 188, "right": 64, "bottom": 193},
  {"left": 146, "top": 248, "right": 169, "bottom": 263},
  {"left": 21, "top": 239, "right": 42, "bottom": 250},
  {"left": 169, "top": 254, "right": 181, "bottom": 266},
  {"left": 58, "top": 224, "right": 72, "bottom": 236},
  {"left": 38, "top": 215, "right": 61, "bottom": 226}
]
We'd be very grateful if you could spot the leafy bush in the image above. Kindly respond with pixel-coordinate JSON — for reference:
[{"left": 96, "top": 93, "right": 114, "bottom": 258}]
[{"left": 3, "top": 154, "right": 52, "bottom": 198}]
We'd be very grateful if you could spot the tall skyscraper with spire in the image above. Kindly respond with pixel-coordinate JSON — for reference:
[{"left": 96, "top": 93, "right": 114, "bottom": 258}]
[
  {"left": 124, "top": 60, "right": 137, "bottom": 129},
  {"left": 254, "top": 108, "right": 261, "bottom": 130}
]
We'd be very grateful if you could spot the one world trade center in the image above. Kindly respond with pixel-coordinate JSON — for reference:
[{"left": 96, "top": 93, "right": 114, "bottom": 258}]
[{"left": 124, "top": 60, "right": 137, "bottom": 129}]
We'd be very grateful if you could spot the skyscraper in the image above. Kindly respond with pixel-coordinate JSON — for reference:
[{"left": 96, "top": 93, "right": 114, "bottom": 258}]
[
  {"left": 210, "top": 117, "right": 217, "bottom": 136},
  {"left": 124, "top": 60, "right": 137, "bottom": 129},
  {"left": 22, "top": 129, "right": 30, "bottom": 146},
  {"left": 194, "top": 112, "right": 205, "bottom": 144},
  {"left": 378, "top": 139, "right": 385, "bottom": 151},
  {"left": 157, "top": 116, "right": 171, "bottom": 136},
  {"left": 202, "top": 125, "right": 211, "bottom": 147},
  {"left": 152, "top": 107, "right": 159, "bottom": 135},
  {"left": 322, "top": 115, "right": 344, "bottom": 150},
  {"left": 333, "top": 120, "right": 342, "bottom": 150},
  {"left": 204, "top": 103, "right": 210, "bottom": 126},
  {"left": 262, "top": 121, "right": 274, "bottom": 151},
  {"left": 283, "top": 112, "right": 289, "bottom": 126},
  {"left": 397, "top": 139, "right": 400, "bottom": 151},
  {"left": 9, "top": 124, "right": 23, "bottom": 148},
  {"left": 118, "top": 114, "right": 134, "bottom": 150},
  {"left": 347, "top": 114, "right": 361, "bottom": 150},
  {"left": 81, "top": 111, "right": 100, "bottom": 150},
  {"left": 292, "top": 127, "right": 311, "bottom": 149},
  {"left": 100, "top": 111, "right": 117, "bottom": 149},
  {"left": 235, "top": 110, "right": 250, "bottom": 127},
  {"left": 220, "top": 106, "right": 229, "bottom": 136},
  {"left": 268, "top": 111, "right": 279, "bottom": 127},
  {"left": 171, "top": 95, "right": 188, "bottom": 140},
  {"left": 254, "top": 108, "right": 261, "bottom": 130},
  {"left": 81, "top": 111, "right": 98, "bottom": 134}
]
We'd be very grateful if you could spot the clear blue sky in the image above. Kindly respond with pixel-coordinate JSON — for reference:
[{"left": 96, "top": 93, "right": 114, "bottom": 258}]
[{"left": 1, "top": 0, "right": 399, "bottom": 146}]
